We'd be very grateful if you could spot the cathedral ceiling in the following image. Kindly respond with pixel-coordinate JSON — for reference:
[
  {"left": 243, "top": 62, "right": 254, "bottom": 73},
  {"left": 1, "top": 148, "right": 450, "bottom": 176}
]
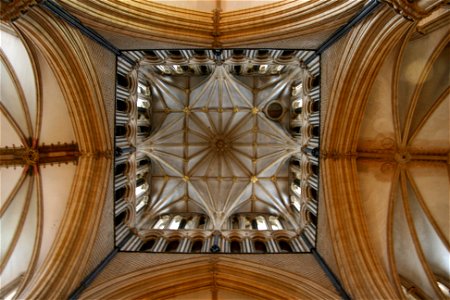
[
  {"left": 140, "top": 62, "right": 303, "bottom": 229},
  {"left": 0, "top": 25, "right": 77, "bottom": 290},
  {"left": 357, "top": 19, "right": 449, "bottom": 299},
  {"left": 1, "top": 1, "right": 448, "bottom": 299}
]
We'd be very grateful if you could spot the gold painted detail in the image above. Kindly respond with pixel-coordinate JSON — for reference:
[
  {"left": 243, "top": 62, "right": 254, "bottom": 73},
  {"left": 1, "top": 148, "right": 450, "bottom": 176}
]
[
  {"left": 357, "top": 149, "right": 448, "bottom": 164},
  {"left": 381, "top": 0, "right": 445, "bottom": 21},
  {"left": 0, "top": 0, "right": 38, "bottom": 22},
  {"left": 22, "top": 147, "right": 39, "bottom": 165},
  {"left": 212, "top": 8, "right": 222, "bottom": 48},
  {"left": 0, "top": 142, "right": 79, "bottom": 167}
]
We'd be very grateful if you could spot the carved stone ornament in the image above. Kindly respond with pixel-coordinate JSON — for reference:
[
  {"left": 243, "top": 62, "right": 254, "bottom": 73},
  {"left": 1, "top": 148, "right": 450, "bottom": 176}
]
[
  {"left": 381, "top": 0, "right": 446, "bottom": 21},
  {"left": 0, "top": 0, "right": 38, "bottom": 22}
]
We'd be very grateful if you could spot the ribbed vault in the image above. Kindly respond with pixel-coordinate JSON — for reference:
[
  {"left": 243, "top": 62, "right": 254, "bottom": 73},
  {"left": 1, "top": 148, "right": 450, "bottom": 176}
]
[{"left": 140, "top": 65, "right": 301, "bottom": 230}]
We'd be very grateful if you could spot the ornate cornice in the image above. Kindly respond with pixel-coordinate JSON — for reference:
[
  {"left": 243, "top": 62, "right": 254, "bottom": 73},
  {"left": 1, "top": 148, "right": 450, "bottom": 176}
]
[
  {"left": 381, "top": 0, "right": 447, "bottom": 21},
  {"left": 0, "top": 0, "right": 38, "bottom": 22}
]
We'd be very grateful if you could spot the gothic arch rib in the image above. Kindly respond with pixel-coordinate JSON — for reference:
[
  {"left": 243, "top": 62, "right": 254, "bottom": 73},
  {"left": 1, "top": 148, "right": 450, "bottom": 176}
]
[
  {"left": 12, "top": 7, "right": 112, "bottom": 299},
  {"left": 321, "top": 5, "right": 414, "bottom": 299}
]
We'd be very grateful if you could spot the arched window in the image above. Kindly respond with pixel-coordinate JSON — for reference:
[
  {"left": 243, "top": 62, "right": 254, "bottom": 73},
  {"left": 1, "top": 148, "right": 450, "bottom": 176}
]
[
  {"left": 116, "top": 99, "right": 129, "bottom": 112},
  {"left": 138, "top": 125, "right": 151, "bottom": 135},
  {"left": 138, "top": 82, "right": 150, "bottom": 96},
  {"left": 291, "top": 182, "right": 302, "bottom": 197},
  {"left": 117, "top": 73, "right": 129, "bottom": 88},
  {"left": 243, "top": 217, "right": 252, "bottom": 230},
  {"left": 184, "top": 217, "right": 195, "bottom": 229},
  {"left": 140, "top": 239, "right": 155, "bottom": 252},
  {"left": 230, "top": 240, "right": 241, "bottom": 253},
  {"left": 312, "top": 125, "right": 320, "bottom": 137},
  {"left": 135, "top": 182, "right": 148, "bottom": 198},
  {"left": 114, "top": 163, "right": 127, "bottom": 176},
  {"left": 312, "top": 75, "right": 320, "bottom": 87},
  {"left": 254, "top": 240, "right": 267, "bottom": 253},
  {"left": 292, "top": 98, "right": 303, "bottom": 113},
  {"left": 311, "top": 164, "right": 319, "bottom": 175},
  {"left": 165, "top": 239, "right": 180, "bottom": 252},
  {"left": 168, "top": 215, "right": 183, "bottom": 230},
  {"left": 251, "top": 219, "right": 258, "bottom": 230},
  {"left": 136, "top": 196, "right": 148, "bottom": 212},
  {"left": 269, "top": 216, "right": 283, "bottom": 230},
  {"left": 292, "top": 126, "right": 301, "bottom": 134},
  {"left": 255, "top": 216, "right": 268, "bottom": 230},
  {"left": 198, "top": 216, "right": 206, "bottom": 229},
  {"left": 153, "top": 215, "right": 170, "bottom": 229},
  {"left": 311, "top": 100, "right": 320, "bottom": 112},
  {"left": 291, "top": 195, "right": 301, "bottom": 211},
  {"left": 114, "top": 210, "right": 127, "bottom": 226},
  {"left": 278, "top": 240, "right": 293, "bottom": 253},
  {"left": 138, "top": 158, "right": 150, "bottom": 167},
  {"left": 307, "top": 211, "right": 317, "bottom": 226},
  {"left": 231, "top": 216, "right": 239, "bottom": 229},
  {"left": 309, "top": 187, "right": 318, "bottom": 201},
  {"left": 137, "top": 97, "right": 150, "bottom": 109},
  {"left": 191, "top": 240, "right": 203, "bottom": 253},
  {"left": 281, "top": 50, "right": 294, "bottom": 57},
  {"left": 115, "top": 186, "right": 127, "bottom": 200},
  {"left": 115, "top": 125, "right": 127, "bottom": 136},
  {"left": 179, "top": 218, "right": 187, "bottom": 229}
]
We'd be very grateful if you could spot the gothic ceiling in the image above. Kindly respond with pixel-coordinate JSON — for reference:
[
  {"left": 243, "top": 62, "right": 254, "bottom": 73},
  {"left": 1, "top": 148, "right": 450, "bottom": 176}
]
[
  {"left": 357, "top": 21, "right": 449, "bottom": 298},
  {"left": 0, "top": 25, "right": 76, "bottom": 290},
  {"left": 139, "top": 62, "right": 303, "bottom": 230}
]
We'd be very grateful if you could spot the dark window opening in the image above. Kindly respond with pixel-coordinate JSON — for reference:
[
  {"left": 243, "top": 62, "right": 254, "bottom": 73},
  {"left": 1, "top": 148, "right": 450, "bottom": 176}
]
[
  {"left": 191, "top": 240, "right": 203, "bottom": 253},
  {"left": 198, "top": 216, "right": 206, "bottom": 229},
  {"left": 117, "top": 73, "right": 129, "bottom": 88},
  {"left": 166, "top": 240, "right": 180, "bottom": 252},
  {"left": 179, "top": 219, "right": 187, "bottom": 229},
  {"left": 115, "top": 163, "right": 127, "bottom": 176},
  {"left": 116, "top": 100, "right": 129, "bottom": 112},
  {"left": 311, "top": 100, "right": 320, "bottom": 112},
  {"left": 136, "top": 178, "right": 146, "bottom": 187},
  {"left": 278, "top": 240, "right": 293, "bottom": 253},
  {"left": 308, "top": 211, "right": 317, "bottom": 226},
  {"left": 230, "top": 240, "right": 241, "bottom": 253},
  {"left": 311, "top": 164, "right": 319, "bottom": 175},
  {"left": 140, "top": 239, "right": 155, "bottom": 251},
  {"left": 115, "top": 187, "right": 126, "bottom": 200},
  {"left": 254, "top": 240, "right": 267, "bottom": 253},
  {"left": 115, "top": 210, "right": 127, "bottom": 226},
  {"left": 115, "top": 125, "right": 127, "bottom": 136},
  {"left": 251, "top": 219, "right": 258, "bottom": 230},
  {"left": 232, "top": 216, "right": 239, "bottom": 229},
  {"left": 312, "top": 126, "right": 320, "bottom": 137},
  {"left": 310, "top": 187, "right": 318, "bottom": 201}
]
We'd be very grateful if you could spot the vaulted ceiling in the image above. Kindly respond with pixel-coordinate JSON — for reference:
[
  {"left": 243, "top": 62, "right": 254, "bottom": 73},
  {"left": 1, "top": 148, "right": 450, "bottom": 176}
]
[
  {"left": 139, "top": 61, "right": 304, "bottom": 230},
  {"left": 0, "top": 0, "right": 449, "bottom": 299}
]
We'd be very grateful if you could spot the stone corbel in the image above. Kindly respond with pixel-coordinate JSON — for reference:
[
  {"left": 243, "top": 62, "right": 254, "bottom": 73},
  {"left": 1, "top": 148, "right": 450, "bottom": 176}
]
[{"left": 381, "top": 0, "right": 447, "bottom": 21}]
